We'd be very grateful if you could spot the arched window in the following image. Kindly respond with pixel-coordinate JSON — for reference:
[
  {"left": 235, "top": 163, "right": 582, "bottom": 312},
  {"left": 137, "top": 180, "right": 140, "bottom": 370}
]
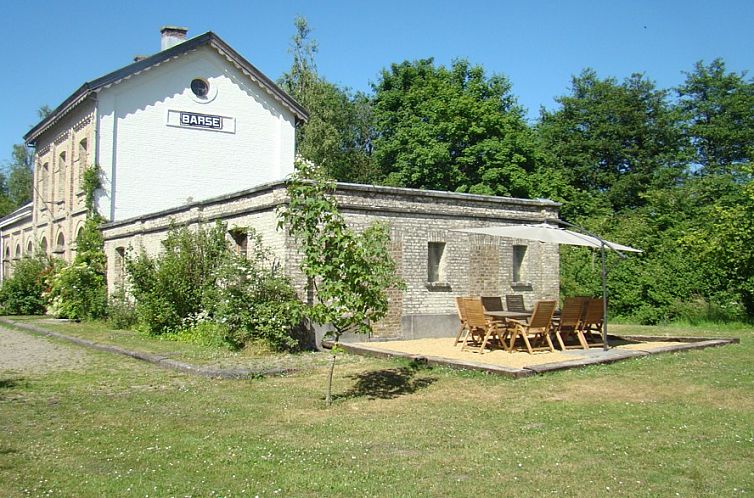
[
  {"left": 15, "top": 244, "right": 21, "bottom": 259},
  {"left": 78, "top": 138, "right": 88, "bottom": 188},
  {"left": 3, "top": 246, "right": 10, "bottom": 279},
  {"left": 26, "top": 240, "right": 33, "bottom": 255},
  {"left": 41, "top": 162, "right": 49, "bottom": 200},
  {"left": 114, "top": 246, "right": 126, "bottom": 288},
  {"left": 40, "top": 237, "right": 48, "bottom": 254},
  {"left": 57, "top": 152, "right": 67, "bottom": 200},
  {"left": 54, "top": 233, "right": 65, "bottom": 255}
]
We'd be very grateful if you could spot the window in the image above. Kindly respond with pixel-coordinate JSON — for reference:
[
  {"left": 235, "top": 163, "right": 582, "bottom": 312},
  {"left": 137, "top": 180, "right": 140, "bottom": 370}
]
[
  {"left": 78, "top": 139, "right": 88, "bottom": 188},
  {"left": 229, "top": 228, "right": 248, "bottom": 258},
  {"left": 427, "top": 242, "right": 447, "bottom": 283},
  {"left": 15, "top": 244, "right": 21, "bottom": 259},
  {"left": 57, "top": 152, "right": 66, "bottom": 200},
  {"left": 26, "top": 241, "right": 33, "bottom": 255},
  {"left": 41, "top": 162, "right": 49, "bottom": 200},
  {"left": 191, "top": 78, "right": 209, "bottom": 98},
  {"left": 513, "top": 245, "right": 527, "bottom": 283},
  {"left": 54, "top": 233, "right": 65, "bottom": 255},
  {"left": 114, "top": 247, "right": 126, "bottom": 288},
  {"left": 40, "top": 237, "right": 48, "bottom": 254}
]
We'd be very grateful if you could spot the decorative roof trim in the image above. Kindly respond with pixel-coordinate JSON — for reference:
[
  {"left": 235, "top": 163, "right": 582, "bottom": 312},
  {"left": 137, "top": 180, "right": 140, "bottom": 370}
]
[{"left": 24, "top": 32, "right": 308, "bottom": 144}]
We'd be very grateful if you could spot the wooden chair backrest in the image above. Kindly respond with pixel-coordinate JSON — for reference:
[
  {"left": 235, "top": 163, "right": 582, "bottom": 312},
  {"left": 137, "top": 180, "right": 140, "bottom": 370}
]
[
  {"left": 506, "top": 294, "right": 526, "bottom": 312},
  {"left": 582, "top": 298, "right": 604, "bottom": 324},
  {"left": 559, "top": 297, "right": 588, "bottom": 329},
  {"left": 528, "top": 300, "right": 557, "bottom": 329},
  {"left": 481, "top": 296, "right": 504, "bottom": 312},
  {"left": 464, "top": 298, "right": 488, "bottom": 329},
  {"left": 455, "top": 296, "right": 468, "bottom": 321}
]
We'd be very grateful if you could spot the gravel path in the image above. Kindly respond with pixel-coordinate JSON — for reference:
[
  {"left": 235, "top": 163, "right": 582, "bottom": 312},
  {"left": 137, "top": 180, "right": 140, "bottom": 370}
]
[{"left": 0, "top": 325, "right": 88, "bottom": 374}]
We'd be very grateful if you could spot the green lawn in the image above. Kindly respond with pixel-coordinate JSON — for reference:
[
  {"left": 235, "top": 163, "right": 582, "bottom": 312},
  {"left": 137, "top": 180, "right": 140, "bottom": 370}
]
[{"left": 1, "top": 319, "right": 753, "bottom": 497}]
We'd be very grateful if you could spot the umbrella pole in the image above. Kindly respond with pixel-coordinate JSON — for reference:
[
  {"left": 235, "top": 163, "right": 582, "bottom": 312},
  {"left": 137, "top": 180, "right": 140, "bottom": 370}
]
[{"left": 601, "top": 243, "right": 609, "bottom": 350}]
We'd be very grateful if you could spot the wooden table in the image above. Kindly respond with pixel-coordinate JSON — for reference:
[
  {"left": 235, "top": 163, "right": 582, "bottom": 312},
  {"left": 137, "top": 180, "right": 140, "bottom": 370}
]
[{"left": 484, "top": 310, "right": 531, "bottom": 320}]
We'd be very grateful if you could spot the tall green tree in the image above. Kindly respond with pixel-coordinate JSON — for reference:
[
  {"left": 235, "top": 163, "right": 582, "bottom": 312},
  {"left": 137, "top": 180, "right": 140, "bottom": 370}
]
[
  {"left": 371, "top": 58, "right": 537, "bottom": 196},
  {"left": 537, "top": 69, "right": 685, "bottom": 213},
  {"left": 278, "top": 17, "right": 376, "bottom": 183},
  {"left": 676, "top": 58, "right": 754, "bottom": 176}
]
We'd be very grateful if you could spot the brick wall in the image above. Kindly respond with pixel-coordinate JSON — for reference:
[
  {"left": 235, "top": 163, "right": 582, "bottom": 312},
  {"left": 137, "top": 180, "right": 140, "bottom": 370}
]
[{"left": 101, "top": 181, "right": 560, "bottom": 340}]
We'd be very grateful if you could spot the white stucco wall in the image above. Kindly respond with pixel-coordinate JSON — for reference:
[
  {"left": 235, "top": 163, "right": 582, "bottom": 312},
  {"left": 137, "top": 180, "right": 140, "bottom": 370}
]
[{"left": 95, "top": 46, "right": 296, "bottom": 221}]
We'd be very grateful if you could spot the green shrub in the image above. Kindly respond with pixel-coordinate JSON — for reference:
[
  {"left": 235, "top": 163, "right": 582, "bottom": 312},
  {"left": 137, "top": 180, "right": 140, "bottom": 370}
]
[
  {"left": 46, "top": 261, "right": 108, "bottom": 320},
  {"left": 126, "top": 222, "right": 304, "bottom": 350},
  {"left": 0, "top": 254, "right": 58, "bottom": 315},
  {"left": 107, "top": 292, "right": 138, "bottom": 330},
  {"left": 45, "top": 217, "right": 108, "bottom": 321}
]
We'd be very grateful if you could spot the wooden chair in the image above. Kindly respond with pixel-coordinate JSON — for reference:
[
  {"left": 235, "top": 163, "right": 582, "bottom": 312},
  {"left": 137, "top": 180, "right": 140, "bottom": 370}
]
[
  {"left": 454, "top": 297, "right": 470, "bottom": 346},
  {"left": 457, "top": 297, "right": 487, "bottom": 349},
  {"left": 506, "top": 294, "right": 527, "bottom": 313},
  {"left": 580, "top": 298, "right": 605, "bottom": 347},
  {"left": 461, "top": 298, "right": 505, "bottom": 353},
  {"left": 552, "top": 297, "right": 589, "bottom": 350},
  {"left": 506, "top": 300, "right": 557, "bottom": 354},
  {"left": 481, "top": 296, "right": 504, "bottom": 312}
]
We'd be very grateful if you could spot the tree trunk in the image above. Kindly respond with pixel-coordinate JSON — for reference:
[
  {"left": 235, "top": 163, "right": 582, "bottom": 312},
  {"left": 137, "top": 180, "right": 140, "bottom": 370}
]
[{"left": 325, "top": 345, "right": 337, "bottom": 407}]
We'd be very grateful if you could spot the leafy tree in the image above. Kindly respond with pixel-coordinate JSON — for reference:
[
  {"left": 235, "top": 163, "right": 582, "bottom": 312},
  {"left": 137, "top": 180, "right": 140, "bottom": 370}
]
[
  {"left": 537, "top": 69, "right": 685, "bottom": 213},
  {"left": 371, "top": 58, "right": 537, "bottom": 196},
  {"left": 278, "top": 159, "right": 404, "bottom": 405},
  {"left": 279, "top": 17, "right": 376, "bottom": 183},
  {"left": 6, "top": 144, "right": 33, "bottom": 208},
  {"left": 676, "top": 58, "right": 754, "bottom": 176}
]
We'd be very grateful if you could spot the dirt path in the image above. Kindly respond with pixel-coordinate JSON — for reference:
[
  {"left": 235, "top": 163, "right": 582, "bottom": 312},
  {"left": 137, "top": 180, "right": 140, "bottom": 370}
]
[{"left": 0, "top": 325, "right": 88, "bottom": 374}]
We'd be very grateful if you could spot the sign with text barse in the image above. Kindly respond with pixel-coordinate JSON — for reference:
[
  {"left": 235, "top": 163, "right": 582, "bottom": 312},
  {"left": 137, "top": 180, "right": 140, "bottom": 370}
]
[{"left": 166, "top": 110, "right": 236, "bottom": 134}]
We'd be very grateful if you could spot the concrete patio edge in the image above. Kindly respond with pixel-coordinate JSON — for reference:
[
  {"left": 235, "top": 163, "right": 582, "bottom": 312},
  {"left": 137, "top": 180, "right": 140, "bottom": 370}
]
[
  {"left": 0, "top": 318, "right": 293, "bottom": 379},
  {"left": 327, "top": 341, "right": 534, "bottom": 378},
  {"left": 325, "top": 334, "right": 739, "bottom": 377}
]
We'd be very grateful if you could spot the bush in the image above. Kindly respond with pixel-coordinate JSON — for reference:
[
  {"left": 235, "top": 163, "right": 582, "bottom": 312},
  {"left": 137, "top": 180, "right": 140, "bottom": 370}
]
[
  {"left": 0, "top": 254, "right": 58, "bottom": 315},
  {"left": 46, "top": 261, "right": 108, "bottom": 320},
  {"left": 45, "top": 217, "right": 108, "bottom": 321},
  {"left": 107, "top": 291, "right": 138, "bottom": 330},
  {"left": 126, "top": 222, "right": 304, "bottom": 350}
]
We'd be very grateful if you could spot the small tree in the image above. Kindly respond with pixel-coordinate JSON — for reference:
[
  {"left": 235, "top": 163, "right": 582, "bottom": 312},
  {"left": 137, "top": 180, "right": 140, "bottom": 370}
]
[{"left": 278, "top": 159, "right": 404, "bottom": 405}]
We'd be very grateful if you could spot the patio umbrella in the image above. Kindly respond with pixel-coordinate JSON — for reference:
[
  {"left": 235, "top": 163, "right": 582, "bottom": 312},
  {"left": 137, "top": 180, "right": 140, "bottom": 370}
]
[{"left": 453, "top": 222, "right": 642, "bottom": 350}]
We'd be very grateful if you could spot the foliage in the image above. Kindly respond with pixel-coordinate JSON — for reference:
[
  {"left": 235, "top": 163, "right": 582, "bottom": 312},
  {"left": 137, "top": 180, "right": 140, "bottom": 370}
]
[
  {"left": 278, "top": 159, "right": 404, "bottom": 404},
  {"left": 537, "top": 69, "right": 685, "bottom": 213},
  {"left": 0, "top": 253, "right": 58, "bottom": 315},
  {"left": 125, "top": 222, "right": 304, "bottom": 350},
  {"left": 278, "top": 159, "right": 404, "bottom": 340},
  {"left": 371, "top": 58, "right": 538, "bottom": 196},
  {"left": 106, "top": 291, "right": 138, "bottom": 330},
  {"left": 44, "top": 166, "right": 108, "bottom": 320},
  {"left": 279, "top": 17, "right": 376, "bottom": 183},
  {"left": 677, "top": 58, "right": 754, "bottom": 176}
]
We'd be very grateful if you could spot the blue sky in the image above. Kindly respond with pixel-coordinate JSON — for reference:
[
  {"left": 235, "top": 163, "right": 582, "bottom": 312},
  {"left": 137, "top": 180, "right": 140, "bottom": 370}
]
[{"left": 1, "top": 0, "right": 752, "bottom": 168}]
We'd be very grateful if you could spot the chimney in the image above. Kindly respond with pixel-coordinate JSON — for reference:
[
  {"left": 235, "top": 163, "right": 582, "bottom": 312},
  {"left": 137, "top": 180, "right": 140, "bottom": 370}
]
[{"left": 160, "top": 26, "right": 188, "bottom": 51}]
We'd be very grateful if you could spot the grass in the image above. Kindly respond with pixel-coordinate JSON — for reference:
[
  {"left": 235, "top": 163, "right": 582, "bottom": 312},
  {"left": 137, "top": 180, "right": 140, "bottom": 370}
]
[{"left": 1, "top": 319, "right": 754, "bottom": 496}]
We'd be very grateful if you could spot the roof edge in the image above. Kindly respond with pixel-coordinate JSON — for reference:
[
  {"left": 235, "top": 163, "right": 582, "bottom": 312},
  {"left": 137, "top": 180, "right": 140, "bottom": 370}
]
[{"left": 24, "top": 31, "right": 308, "bottom": 144}]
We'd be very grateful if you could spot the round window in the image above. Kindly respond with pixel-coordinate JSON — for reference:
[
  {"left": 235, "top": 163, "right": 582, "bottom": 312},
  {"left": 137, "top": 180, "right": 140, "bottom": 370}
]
[{"left": 190, "top": 78, "right": 209, "bottom": 98}]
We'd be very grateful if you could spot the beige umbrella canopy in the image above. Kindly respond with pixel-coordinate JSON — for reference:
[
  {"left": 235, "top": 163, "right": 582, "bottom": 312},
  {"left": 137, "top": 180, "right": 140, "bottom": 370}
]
[
  {"left": 454, "top": 222, "right": 642, "bottom": 349},
  {"left": 457, "top": 223, "right": 642, "bottom": 253}
]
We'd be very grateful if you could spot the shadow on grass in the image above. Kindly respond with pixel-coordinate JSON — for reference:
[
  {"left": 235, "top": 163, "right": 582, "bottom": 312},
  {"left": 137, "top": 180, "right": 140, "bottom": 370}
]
[
  {"left": 336, "top": 360, "right": 437, "bottom": 400},
  {"left": 0, "top": 378, "right": 23, "bottom": 389}
]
